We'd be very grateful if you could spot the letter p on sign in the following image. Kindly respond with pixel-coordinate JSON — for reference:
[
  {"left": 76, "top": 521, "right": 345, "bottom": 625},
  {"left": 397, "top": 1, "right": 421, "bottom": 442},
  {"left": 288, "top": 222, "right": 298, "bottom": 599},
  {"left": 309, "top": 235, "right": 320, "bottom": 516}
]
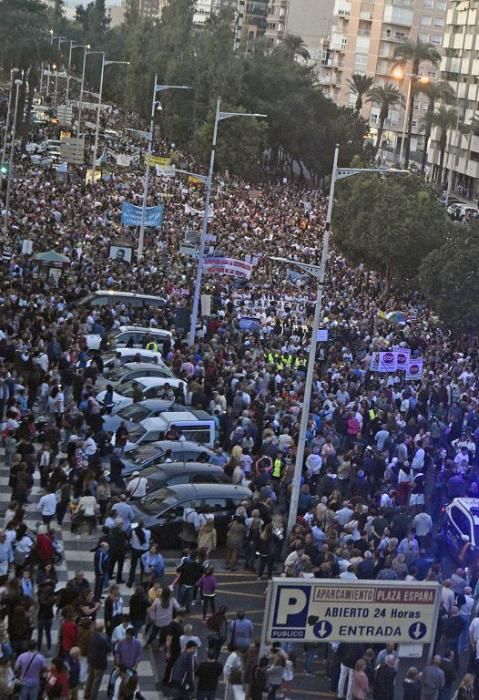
[{"left": 275, "top": 587, "right": 309, "bottom": 626}]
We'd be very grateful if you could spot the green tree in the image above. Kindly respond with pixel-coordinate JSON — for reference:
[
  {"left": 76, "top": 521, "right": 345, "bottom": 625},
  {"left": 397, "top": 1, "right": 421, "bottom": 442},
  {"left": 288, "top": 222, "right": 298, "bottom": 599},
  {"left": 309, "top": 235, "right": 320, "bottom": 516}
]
[
  {"left": 419, "top": 224, "right": 479, "bottom": 330},
  {"left": 367, "top": 82, "right": 403, "bottom": 156},
  {"left": 346, "top": 73, "right": 374, "bottom": 114},
  {"left": 422, "top": 105, "right": 457, "bottom": 183},
  {"left": 75, "top": 0, "right": 111, "bottom": 45},
  {"left": 333, "top": 174, "right": 448, "bottom": 285},
  {"left": 273, "top": 34, "right": 310, "bottom": 63},
  {"left": 418, "top": 80, "right": 455, "bottom": 175},
  {"left": 194, "top": 103, "right": 266, "bottom": 180},
  {"left": 393, "top": 39, "right": 441, "bottom": 168}
]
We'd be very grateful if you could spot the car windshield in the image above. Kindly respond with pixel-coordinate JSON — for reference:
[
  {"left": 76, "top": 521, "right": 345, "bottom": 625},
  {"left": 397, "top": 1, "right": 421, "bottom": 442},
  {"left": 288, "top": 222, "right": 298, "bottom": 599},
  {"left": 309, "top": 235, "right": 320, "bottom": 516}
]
[
  {"left": 127, "top": 424, "right": 146, "bottom": 443},
  {"left": 121, "top": 380, "right": 143, "bottom": 398},
  {"left": 117, "top": 404, "right": 150, "bottom": 422},
  {"left": 141, "top": 489, "right": 176, "bottom": 514},
  {"left": 129, "top": 444, "right": 163, "bottom": 466},
  {"left": 109, "top": 366, "right": 128, "bottom": 381}
]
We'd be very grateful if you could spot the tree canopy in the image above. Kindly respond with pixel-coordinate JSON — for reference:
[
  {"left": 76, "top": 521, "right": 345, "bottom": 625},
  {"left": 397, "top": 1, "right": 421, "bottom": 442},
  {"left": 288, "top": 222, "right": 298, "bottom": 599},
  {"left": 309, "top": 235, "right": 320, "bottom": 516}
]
[
  {"left": 332, "top": 174, "right": 448, "bottom": 284},
  {"left": 419, "top": 224, "right": 479, "bottom": 331}
]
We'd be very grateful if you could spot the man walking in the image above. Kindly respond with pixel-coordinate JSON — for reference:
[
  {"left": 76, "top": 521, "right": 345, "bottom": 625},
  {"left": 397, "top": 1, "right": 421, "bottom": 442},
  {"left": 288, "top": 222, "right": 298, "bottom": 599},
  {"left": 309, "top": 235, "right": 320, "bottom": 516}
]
[
  {"left": 420, "top": 655, "right": 445, "bottom": 700},
  {"left": 15, "top": 640, "right": 47, "bottom": 700},
  {"left": 84, "top": 621, "right": 111, "bottom": 700},
  {"left": 170, "top": 640, "right": 198, "bottom": 698}
]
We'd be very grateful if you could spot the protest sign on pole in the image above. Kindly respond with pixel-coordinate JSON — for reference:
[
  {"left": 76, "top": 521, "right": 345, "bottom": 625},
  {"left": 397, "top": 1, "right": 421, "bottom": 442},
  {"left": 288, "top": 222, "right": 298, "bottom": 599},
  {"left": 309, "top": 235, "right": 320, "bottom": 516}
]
[
  {"left": 144, "top": 154, "right": 170, "bottom": 167},
  {"left": 406, "top": 358, "right": 424, "bottom": 381},
  {"left": 121, "top": 202, "right": 164, "bottom": 227},
  {"left": 370, "top": 351, "right": 398, "bottom": 372},
  {"left": 115, "top": 154, "right": 132, "bottom": 167},
  {"left": 156, "top": 164, "right": 176, "bottom": 178}
]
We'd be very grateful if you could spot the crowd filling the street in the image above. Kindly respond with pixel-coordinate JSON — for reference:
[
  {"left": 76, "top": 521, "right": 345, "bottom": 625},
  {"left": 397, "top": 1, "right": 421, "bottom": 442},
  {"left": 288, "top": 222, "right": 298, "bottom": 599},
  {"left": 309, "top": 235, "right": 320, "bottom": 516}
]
[{"left": 0, "top": 74, "right": 479, "bottom": 700}]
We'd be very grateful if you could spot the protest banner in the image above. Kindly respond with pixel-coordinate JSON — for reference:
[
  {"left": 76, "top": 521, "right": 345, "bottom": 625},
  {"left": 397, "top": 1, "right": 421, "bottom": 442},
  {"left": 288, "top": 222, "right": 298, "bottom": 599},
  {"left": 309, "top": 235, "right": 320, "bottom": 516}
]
[
  {"left": 121, "top": 202, "right": 164, "bottom": 227},
  {"left": 406, "top": 358, "right": 424, "bottom": 381},
  {"left": 203, "top": 257, "right": 253, "bottom": 279}
]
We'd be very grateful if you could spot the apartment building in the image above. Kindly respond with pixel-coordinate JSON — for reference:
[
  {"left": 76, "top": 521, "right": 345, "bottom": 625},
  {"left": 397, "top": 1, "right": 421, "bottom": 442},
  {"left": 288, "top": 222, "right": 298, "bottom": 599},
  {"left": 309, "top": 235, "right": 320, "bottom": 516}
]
[
  {"left": 317, "top": 0, "right": 447, "bottom": 155},
  {"left": 428, "top": 0, "right": 479, "bottom": 196},
  {"left": 270, "top": 0, "right": 335, "bottom": 59}
]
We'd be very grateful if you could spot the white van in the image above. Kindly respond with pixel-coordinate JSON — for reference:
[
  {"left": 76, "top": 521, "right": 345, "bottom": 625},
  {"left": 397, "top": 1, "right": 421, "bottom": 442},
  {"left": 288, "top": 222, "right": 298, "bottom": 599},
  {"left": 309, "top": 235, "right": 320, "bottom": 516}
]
[
  {"left": 86, "top": 326, "right": 172, "bottom": 355},
  {"left": 124, "top": 410, "right": 216, "bottom": 450}
]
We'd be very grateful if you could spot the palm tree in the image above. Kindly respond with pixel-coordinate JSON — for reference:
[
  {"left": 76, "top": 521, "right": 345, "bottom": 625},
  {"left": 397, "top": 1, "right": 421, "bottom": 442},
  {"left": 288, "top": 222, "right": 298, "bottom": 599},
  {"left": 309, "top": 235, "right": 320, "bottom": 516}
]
[
  {"left": 346, "top": 73, "right": 374, "bottom": 114},
  {"left": 393, "top": 39, "right": 441, "bottom": 167},
  {"left": 422, "top": 105, "right": 457, "bottom": 183},
  {"left": 367, "top": 83, "right": 403, "bottom": 156},
  {"left": 274, "top": 34, "right": 311, "bottom": 63},
  {"left": 418, "top": 80, "right": 456, "bottom": 175}
]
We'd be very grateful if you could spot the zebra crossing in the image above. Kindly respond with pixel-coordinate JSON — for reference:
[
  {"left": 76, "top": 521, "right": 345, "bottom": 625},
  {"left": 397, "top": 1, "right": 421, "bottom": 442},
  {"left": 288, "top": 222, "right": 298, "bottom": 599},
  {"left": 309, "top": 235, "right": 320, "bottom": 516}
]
[{"left": 0, "top": 448, "right": 165, "bottom": 699}]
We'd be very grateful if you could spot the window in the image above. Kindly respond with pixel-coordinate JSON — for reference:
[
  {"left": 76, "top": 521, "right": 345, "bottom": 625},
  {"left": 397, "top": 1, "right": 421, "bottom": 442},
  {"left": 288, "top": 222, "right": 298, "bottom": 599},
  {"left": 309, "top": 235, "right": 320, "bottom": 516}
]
[
  {"left": 451, "top": 506, "right": 471, "bottom": 538},
  {"left": 431, "top": 34, "right": 442, "bottom": 45},
  {"left": 419, "top": 33, "right": 430, "bottom": 42},
  {"left": 423, "top": 0, "right": 433, "bottom": 6},
  {"left": 179, "top": 427, "right": 212, "bottom": 444},
  {"left": 202, "top": 498, "right": 228, "bottom": 511},
  {"left": 421, "top": 15, "right": 432, "bottom": 25},
  {"left": 433, "top": 16, "right": 444, "bottom": 27},
  {"left": 354, "top": 54, "right": 368, "bottom": 69}
]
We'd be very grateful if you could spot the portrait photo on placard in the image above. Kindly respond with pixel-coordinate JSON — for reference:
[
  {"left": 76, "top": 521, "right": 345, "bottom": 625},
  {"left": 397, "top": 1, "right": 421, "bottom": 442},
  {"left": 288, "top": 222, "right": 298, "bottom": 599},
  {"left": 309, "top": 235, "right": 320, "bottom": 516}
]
[{"left": 109, "top": 244, "right": 132, "bottom": 264}]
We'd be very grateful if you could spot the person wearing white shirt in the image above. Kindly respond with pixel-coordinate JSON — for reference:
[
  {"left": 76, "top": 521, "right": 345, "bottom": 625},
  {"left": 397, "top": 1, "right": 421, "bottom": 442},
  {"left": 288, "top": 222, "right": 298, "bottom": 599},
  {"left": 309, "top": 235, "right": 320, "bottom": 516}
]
[
  {"left": 38, "top": 489, "right": 57, "bottom": 525},
  {"left": 126, "top": 473, "right": 148, "bottom": 500}
]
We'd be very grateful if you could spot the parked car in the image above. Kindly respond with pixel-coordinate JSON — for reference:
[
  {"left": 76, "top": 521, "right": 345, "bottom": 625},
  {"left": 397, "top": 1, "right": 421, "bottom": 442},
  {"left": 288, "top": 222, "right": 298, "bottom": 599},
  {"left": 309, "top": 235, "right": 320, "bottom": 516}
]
[
  {"left": 118, "top": 441, "right": 217, "bottom": 478},
  {"left": 443, "top": 497, "right": 479, "bottom": 562},
  {"left": 122, "top": 411, "right": 216, "bottom": 451},
  {"left": 101, "top": 349, "right": 167, "bottom": 373},
  {"left": 447, "top": 203, "right": 479, "bottom": 221},
  {"left": 139, "top": 462, "right": 231, "bottom": 492},
  {"left": 78, "top": 290, "right": 167, "bottom": 309},
  {"left": 96, "top": 377, "right": 187, "bottom": 413},
  {"left": 108, "top": 362, "right": 173, "bottom": 387},
  {"left": 102, "top": 399, "right": 182, "bottom": 434},
  {"left": 130, "top": 483, "right": 252, "bottom": 546}
]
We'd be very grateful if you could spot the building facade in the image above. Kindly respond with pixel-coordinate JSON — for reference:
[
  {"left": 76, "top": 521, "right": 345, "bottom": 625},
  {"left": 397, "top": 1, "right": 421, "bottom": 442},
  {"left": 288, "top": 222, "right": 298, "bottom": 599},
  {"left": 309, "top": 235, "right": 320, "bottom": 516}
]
[
  {"left": 428, "top": 0, "right": 479, "bottom": 196},
  {"left": 316, "top": 0, "right": 446, "bottom": 155}
]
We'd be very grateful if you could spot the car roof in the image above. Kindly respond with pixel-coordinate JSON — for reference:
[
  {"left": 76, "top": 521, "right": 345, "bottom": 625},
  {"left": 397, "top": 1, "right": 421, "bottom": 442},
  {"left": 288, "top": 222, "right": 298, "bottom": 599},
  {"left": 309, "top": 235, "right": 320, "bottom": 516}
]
[
  {"left": 154, "top": 411, "right": 198, "bottom": 421},
  {"left": 103, "top": 348, "right": 162, "bottom": 359},
  {"left": 144, "top": 462, "right": 224, "bottom": 476},
  {"left": 89, "top": 291, "right": 167, "bottom": 304},
  {"left": 146, "top": 483, "right": 251, "bottom": 499},
  {"left": 117, "top": 325, "right": 172, "bottom": 337},
  {"left": 121, "top": 362, "right": 169, "bottom": 372},
  {"left": 135, "top": 377, "right": 185, "bottom": 389},
  {"left": 131, "top": 399, "right": 177, "bottom": 411},
  {"left": 153, "top": 440, "right": 214, "bottom": 453}
]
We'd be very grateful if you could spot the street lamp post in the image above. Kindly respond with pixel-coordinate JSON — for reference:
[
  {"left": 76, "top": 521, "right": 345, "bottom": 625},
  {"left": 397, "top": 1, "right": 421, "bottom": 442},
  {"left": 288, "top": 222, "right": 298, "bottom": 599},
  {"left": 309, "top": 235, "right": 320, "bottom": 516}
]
[
  {"left": 1, "top": 69, "right": 19, "bottom": 171},
  {"left": 78, "top": 48, "right": 98, "bottom": 136},
  {"left": 273, "top": 147, "right": 409, "bottom": 537},
  {"left": 187, "top": 99, "right": 267, "bottom": 345},
  {"left": 137, "top": 76, "right": 192, "bottom": 259},
  {"left": 3, "top": 78, "right": 23, "bottom": 234},
  {"left": 65, "top": 42, "right": 87, "bottom": 104},
  {"left": 91, "top": 55, "right": 129, "bottom": 180},
  {"left": 392, "top": 68, "right": 430, "bottom": 167}
]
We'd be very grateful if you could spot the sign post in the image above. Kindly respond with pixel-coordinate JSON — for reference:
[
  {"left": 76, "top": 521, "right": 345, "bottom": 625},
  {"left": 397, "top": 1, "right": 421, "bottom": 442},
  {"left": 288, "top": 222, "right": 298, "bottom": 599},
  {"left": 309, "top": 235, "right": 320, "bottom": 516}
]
[{"left": 262, "top": 579, "right": 441, "bottom": 650}]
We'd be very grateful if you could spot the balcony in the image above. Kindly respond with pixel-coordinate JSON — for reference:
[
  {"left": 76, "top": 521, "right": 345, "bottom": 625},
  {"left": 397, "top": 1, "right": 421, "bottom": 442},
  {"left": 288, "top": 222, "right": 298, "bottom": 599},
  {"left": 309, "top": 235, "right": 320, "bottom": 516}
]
[{"left": 382, "top": 31, "right": 409, "bottom": 42}]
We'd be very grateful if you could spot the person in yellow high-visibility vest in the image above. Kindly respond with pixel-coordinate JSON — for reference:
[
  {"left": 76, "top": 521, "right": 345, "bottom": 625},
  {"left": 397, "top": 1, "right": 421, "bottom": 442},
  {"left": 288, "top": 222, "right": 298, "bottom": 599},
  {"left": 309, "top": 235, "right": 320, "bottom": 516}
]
[{"left": 145, "top": 340, "right": 158, "bottom": 352}]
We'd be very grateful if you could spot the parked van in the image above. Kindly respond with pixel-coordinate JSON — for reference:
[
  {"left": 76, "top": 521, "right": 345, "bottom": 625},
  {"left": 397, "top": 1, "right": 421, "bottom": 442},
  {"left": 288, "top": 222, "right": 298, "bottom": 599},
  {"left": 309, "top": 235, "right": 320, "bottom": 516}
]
[
  {"left": 124, "top": 410, "right": 216, "bottom": 450},
  {"left": 86, "top": 326, "right": 172, "bottom": 355}
]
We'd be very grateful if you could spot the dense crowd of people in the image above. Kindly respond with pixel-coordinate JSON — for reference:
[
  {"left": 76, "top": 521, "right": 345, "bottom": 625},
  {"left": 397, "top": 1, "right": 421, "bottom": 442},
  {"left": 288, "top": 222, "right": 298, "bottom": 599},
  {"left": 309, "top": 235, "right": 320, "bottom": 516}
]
[{"left": 0, "top": 101, "right": 478, "bottom": 700}]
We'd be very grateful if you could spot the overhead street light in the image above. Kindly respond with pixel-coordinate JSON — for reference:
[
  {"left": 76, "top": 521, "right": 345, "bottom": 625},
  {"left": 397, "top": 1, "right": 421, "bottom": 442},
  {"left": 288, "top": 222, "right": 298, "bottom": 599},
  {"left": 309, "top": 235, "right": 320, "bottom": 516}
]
[
  {"left": 187, "top": 99, "right": 267, "bottom": 345},
  {"left": 276, "top": 146, "right": 409, "bottom": 538},
  {"left": 91, "top": 56, "right": 130, "bottom": 179},
  {"left": 137, "top": 77, "right": 192, "bottom": 259},
  {"left": 392, "top": 68, "right": 431, "bottom": 167}
]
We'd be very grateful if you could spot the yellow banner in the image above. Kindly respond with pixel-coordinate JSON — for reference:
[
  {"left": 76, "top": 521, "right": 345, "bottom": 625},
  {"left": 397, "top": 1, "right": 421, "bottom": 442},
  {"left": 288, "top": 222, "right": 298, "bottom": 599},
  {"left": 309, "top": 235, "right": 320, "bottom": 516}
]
[
  {"left": 60, "top": 130, "right": 72, "bottom": 140},
  {"left": 144, "top": 154, "right": 171, "bottom": 167},
  {"left": 187, "top": 175, "right": 205, "bottom": 185}
]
